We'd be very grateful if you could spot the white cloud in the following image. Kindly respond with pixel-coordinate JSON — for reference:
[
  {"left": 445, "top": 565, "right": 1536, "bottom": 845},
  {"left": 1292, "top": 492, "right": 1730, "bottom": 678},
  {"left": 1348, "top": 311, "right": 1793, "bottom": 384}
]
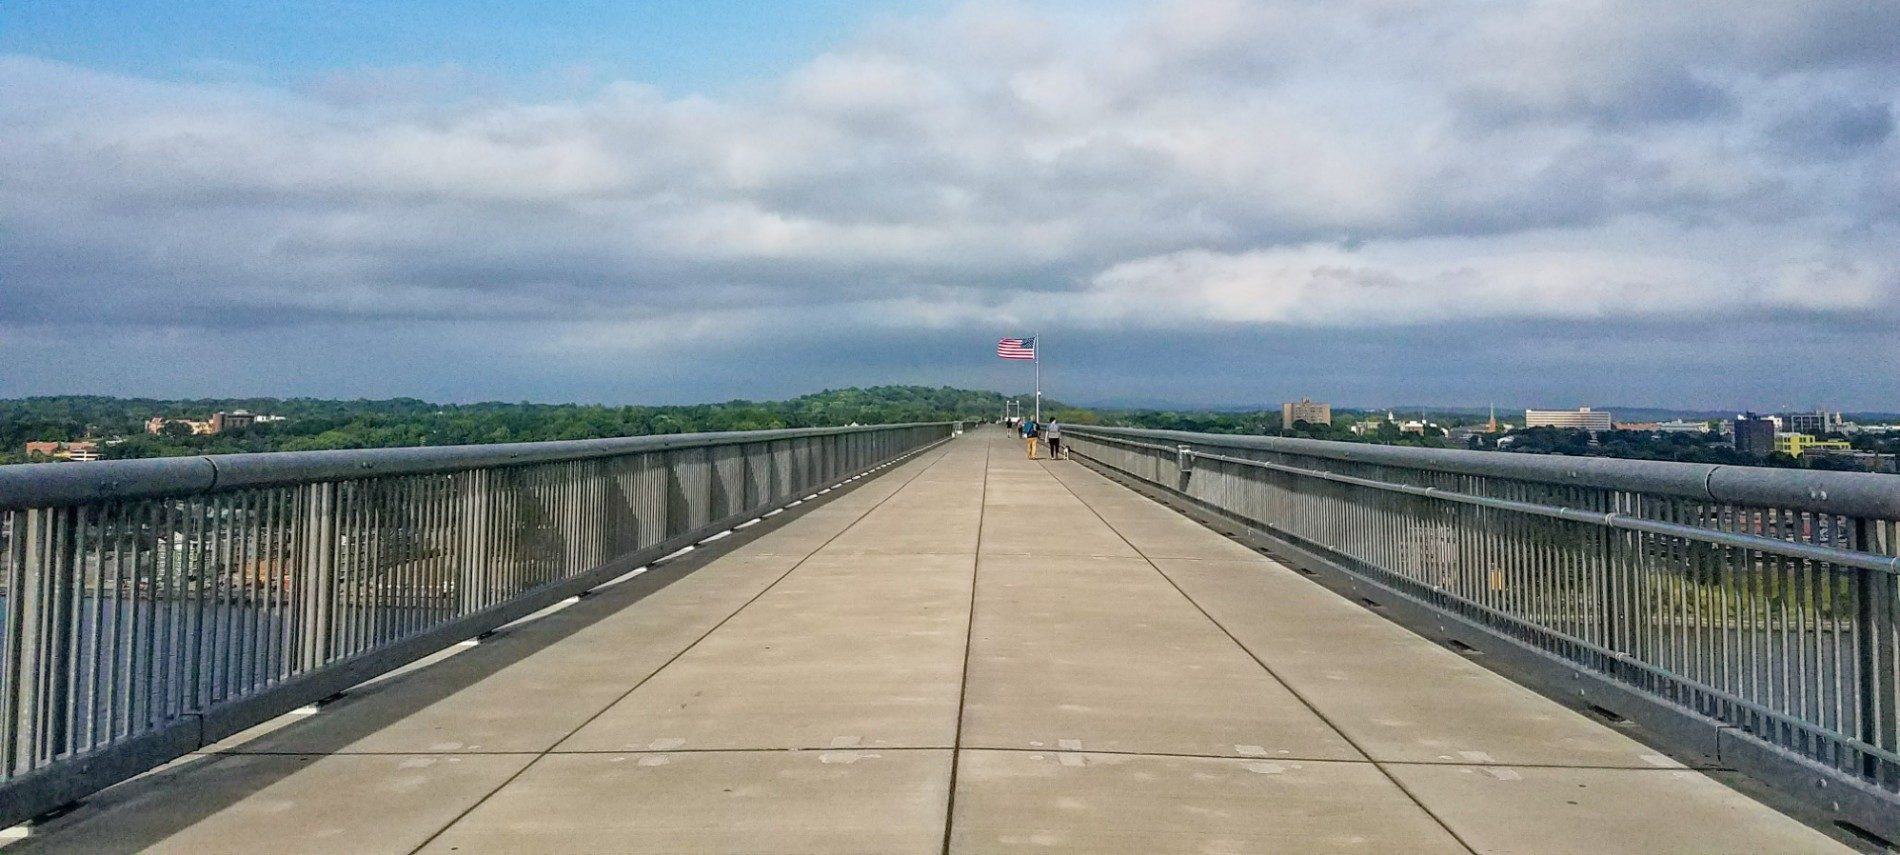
[
  {"left": 0, "top": 0, "right": 1895, "bottom": 347},
  {"left": 1056, "top": 229, "right": 1897, "bottom": 327}
]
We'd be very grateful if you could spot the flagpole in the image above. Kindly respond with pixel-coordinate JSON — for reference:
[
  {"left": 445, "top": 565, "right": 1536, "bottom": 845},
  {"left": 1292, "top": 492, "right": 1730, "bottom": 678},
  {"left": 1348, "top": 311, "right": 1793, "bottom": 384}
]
[{"left": 1034, "top": 332, "right": 1041, "bottom": 423}]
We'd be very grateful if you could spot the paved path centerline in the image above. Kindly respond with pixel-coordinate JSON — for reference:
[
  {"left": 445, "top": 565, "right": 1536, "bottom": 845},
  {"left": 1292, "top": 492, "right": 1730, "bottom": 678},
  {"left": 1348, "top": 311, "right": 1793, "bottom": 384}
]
[
  {"left": 1039, "top": 457, "right": 1484, "bottom": 855},
  {"left": 937, "top": 438, "right": 990, "bottom": 855},
  {"left": 405, "top": 442, "right": 960, "bottom": 855}
]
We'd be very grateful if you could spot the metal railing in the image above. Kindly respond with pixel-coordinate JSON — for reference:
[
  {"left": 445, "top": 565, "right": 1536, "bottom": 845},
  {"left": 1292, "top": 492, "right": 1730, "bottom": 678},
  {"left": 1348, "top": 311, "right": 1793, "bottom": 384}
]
[
  {"left": 0, "top": 422, "right": 955, "bottom": 823},
  {"left": 1068, "top": 426, "right": 1899, "bottom": 830}
]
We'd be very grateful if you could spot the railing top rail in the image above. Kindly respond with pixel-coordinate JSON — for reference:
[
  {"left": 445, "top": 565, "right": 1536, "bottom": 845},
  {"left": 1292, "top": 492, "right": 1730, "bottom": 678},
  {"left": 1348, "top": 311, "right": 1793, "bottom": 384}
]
[
  {"left": 1069, "top": 425, "right": 1900, "bottom": 520},
  {"left": 0, "top": 422, "right": 953, "bottom": 511}
]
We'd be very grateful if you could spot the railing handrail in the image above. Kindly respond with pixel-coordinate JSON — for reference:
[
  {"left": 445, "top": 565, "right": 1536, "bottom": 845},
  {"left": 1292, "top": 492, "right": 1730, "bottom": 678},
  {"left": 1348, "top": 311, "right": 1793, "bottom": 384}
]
[
  {"left": 1070, "top": 425, "right": 1900, "bottom": 519},
  {"left": 0, "top": 423, "right": 954, "bottom": 511},
  {"left": 1180, "top": 445, "right": 1900, "bottom": 575}
]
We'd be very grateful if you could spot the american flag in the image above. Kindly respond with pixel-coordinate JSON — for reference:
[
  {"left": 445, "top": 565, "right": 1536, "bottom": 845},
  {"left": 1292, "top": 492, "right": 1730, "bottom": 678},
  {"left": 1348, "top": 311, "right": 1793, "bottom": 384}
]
[{"left": 997, "top": 337, "right": 1036, "bottom": 360}]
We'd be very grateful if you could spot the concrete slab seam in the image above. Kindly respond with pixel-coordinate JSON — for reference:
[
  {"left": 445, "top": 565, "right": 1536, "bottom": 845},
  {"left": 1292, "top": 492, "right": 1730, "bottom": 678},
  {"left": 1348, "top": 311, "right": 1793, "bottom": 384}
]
[{"left": 938, "top": 435, "right": 991, "bottom": 855}]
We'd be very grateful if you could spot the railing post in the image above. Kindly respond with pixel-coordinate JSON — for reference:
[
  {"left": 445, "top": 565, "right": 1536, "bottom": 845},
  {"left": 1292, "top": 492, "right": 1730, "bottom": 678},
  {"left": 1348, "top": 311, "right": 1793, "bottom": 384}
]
[
  {"left": 740, "top": 442, "right": 757, "bottom": 511},
  {"left": 664, "top": 449, "right": 684, "bottom": 539},
  {"left": 1598, "top": 515, "right": 1624, "bottom": 676},
  {"left": 44, "top": 508, "right": 75, "bottom": 765},
  {"left": 9, "top": 508, "right": 78, "bottom": 771},
  {"left": 0, "top": 511, "right": 21, "bottom": 777},
  {"left": 561, "top": 461, "right": 589, "bottom": 577},
  {"left": 767, "top": 440, "right": 785, "bottom": 506},
  {"left": 297, "top": 483, "right": 337, "bottom": 669},
  {"left": 457, "top": 470, "right": 490, "bottom": 614},
  {"left": 791, "top": 439, "right": 807, "bottom": 496},
  {"left": 1854, "top": 517, "right": 1898, "bottom": 785}
]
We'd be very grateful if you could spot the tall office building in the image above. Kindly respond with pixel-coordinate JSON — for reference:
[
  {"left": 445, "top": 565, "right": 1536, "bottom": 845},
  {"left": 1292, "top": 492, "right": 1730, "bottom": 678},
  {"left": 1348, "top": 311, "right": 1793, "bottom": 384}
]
[
  {"left": 1734, "top": 413, "right": 1777, "bottom": 456},
  {"left": 1524, "top": 407, "right": 1613, "bottom": 432},
  {"left": 1282, "top": 398, "right": 1332, "bottom": 427},
  {"left": 1783, "top": 411, "right": 1842, "bottom": 435}
]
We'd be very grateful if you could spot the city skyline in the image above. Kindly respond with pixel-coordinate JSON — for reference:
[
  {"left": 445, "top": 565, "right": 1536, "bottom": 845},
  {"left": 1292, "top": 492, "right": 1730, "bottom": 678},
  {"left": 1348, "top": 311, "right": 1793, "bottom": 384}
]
[
  {"left": 2, "top": 1, "right": 1896, "bottom": 407},
  {"left": 5, "top": 387, "right": 1895, "bottom": 422}
]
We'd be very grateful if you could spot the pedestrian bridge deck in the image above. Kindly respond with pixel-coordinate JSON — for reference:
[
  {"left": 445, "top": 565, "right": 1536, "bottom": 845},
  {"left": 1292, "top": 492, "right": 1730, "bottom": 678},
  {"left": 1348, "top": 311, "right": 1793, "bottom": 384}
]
[{"left": 12, "top": 431, "right": 1851, "bottom": 853}]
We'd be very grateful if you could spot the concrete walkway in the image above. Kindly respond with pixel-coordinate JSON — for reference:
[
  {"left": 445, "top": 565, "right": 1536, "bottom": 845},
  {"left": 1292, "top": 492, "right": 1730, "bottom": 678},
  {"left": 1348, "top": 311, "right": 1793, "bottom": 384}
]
[{"left": 11, "top": 430, "right": 1851, "bottom": 853}]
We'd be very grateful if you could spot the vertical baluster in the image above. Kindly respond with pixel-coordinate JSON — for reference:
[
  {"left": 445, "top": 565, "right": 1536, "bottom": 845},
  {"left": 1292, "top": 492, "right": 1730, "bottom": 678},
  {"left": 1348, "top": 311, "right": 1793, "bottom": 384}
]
[
  {"left": 1854, "top": 517, "right": 1898, "bottom": 784},
  {"left": 81, "top": 505, "right": 107, "bottom": 752},
  {"left": 1, "top": 510, "right": 23, "bottom": 777}
]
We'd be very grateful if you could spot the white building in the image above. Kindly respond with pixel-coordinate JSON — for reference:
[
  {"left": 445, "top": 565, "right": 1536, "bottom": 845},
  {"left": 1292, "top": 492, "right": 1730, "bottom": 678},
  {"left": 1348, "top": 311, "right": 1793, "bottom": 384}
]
[
  {"left": 1783, "top": 411, "right": 1843, "bottom": 434},
  {"left": 1525, "top": 407, "right": 1613, "bottom": 432},
  {"left": 1654, "top": 419, "right": 1709, "bottom": 433}
]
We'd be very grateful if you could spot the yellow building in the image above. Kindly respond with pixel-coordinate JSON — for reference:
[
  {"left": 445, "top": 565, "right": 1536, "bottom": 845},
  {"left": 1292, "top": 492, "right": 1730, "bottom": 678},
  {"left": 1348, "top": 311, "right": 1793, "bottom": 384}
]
[{"left": 1774, "top": 433, "right": 1853, "bottom": 457}]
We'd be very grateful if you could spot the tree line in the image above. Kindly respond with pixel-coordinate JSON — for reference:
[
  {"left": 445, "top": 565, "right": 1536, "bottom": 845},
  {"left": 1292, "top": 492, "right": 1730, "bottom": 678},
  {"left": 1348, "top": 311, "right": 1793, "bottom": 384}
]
[
  {"left": 4, "top": 389, "right": 1888, "bottom": 472},
  {"left": 0, "top": 387, "right": 1042, "bottom": 463}
]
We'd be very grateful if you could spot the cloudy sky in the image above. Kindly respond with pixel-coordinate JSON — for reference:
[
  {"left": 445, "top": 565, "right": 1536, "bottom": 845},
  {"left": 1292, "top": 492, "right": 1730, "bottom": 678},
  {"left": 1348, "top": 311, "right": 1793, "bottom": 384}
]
[{"left": 2, "top": 0, "right": 1895, "bottom": 409}]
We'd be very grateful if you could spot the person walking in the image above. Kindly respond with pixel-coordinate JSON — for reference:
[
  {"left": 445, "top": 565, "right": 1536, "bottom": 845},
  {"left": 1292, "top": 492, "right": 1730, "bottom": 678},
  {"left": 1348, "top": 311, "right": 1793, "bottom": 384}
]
[
  {"left": 1022, "top": 417, "right": 1039, "bottom": 459},
  {"left": 1044, "top": 419, "right": 1062, "bottom": 460}
]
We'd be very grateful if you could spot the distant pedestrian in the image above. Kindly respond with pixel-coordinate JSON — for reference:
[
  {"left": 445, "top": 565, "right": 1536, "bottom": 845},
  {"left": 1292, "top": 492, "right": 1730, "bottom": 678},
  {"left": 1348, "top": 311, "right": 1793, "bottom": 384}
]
[
  {"left": 1045, "top": 419, "right": 1062, "bottom": 459},
  {"left": 1022, "top": 418, "right": 1039, "bottom": 459}
]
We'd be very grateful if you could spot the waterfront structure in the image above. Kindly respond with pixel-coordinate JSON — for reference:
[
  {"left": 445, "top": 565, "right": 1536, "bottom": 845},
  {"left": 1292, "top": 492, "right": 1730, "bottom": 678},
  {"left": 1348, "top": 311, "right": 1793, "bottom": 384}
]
[
  {"left": 1524, "top": 407, "right": 1613, "bottom": 431},
  {"left": 21, "top": 440, "right": 100, "bottom": 461},
  {"left": 1281, "top": 397, "right": 1332, "bottom": 427},
  {"left": 1616, "top": 420, "right": 1713, "bottom": 434},
  {"left": 1655, "top": 419, "right": 1710, "bottom": 433}
]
